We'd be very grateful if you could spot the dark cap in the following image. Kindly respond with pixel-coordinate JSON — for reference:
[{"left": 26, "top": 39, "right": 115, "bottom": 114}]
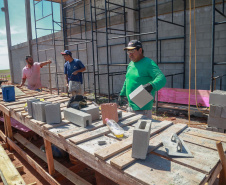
[
  {"left": 61, "top": 50, "right": 72, "bottom": 56},
  {"left": 124, "top": 40, "right": 142, "bottom": 50}
]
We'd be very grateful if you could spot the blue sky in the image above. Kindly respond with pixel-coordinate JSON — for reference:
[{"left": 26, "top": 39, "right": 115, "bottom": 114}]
[{"left": 0, "top": 0, "right": 61, "bottom": 70}]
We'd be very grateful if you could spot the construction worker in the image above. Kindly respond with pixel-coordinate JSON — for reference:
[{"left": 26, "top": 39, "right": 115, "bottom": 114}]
[
  {"left": 119, "top": 40, "right": 166, "bottom": 118},
  {"left": 61, "top": 50, "right": 86, "bottom": 96},
  {"left": 18, "top": 56, "right": 52, "bottom": 91}
]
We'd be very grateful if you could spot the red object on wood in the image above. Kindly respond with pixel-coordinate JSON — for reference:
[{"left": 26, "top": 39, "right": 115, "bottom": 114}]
[
  {"left": 101, "top": 103, "right": 118, "bottom": 124},
  {"left": 158, "top": 88, "right": 210, "bottom": 107}
]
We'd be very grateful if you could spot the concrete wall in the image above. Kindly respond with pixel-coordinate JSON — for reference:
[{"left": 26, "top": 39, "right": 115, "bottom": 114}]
[{"left": 10, "top": 0, "right": 226, "bottom": 94}]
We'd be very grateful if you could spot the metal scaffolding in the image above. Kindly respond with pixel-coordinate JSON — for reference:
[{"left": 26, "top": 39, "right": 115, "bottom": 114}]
[{"left": 211, "top": 0, "right": 226, "bottom": 91}]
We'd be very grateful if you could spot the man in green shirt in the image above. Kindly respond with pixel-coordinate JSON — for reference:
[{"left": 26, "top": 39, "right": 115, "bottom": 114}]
[{"left": 119, "top": 40, "right": 166, "bottom": 118}]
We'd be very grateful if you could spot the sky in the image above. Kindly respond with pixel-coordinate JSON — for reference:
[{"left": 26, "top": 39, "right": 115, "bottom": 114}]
[{"left": 0, "top": 0, "right": 61, "bottom": 70}]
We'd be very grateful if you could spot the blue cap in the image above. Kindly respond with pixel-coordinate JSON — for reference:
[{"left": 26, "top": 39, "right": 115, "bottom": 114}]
[{"left": 61, "top": 50, "right": 72, "bottom": 56}]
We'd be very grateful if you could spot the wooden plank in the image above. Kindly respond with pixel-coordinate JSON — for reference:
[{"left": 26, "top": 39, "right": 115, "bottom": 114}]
[
  {"left": 7, "top": 153, "right": 14, "bottom": 160},
  {"left": 110, "top": 124, "right": 187, "bottom": 170},
  {"left": 7, "top": 137, "right": 60, "bottom": 185},
  {"left": 0, "top": 104, "right": 10, "bottom": 116},
  {"left": 94, "top": 120, "right": 173, "bottom": 160},
  {"left": 14, "top": 133, "right": 91, "bottom": 185},
  {"left": 0, "top": 145, "right": 26, "bottom": 185},
  {"left": 16, "top": 165, "right": 24, "bottom": 173},
  {"left": 59, "top": 112, "right": 135, "bottom": 139},
  {"left": 44, "top": 139, "right": 55, "bottom": 175},
  {"left": 152, "top": 141, "right": 220, "bottom": 174},
  {"left": 180, "top": 132, "right": 226, "bottom": 151},
  {"left": 185, "top": 128, "right": 226, "bottom": 143},
  {"left": 202, "top": 162, "right": 222, "bottom": 185},
  {"left": 216, "top": 141, "right": 226, "bottom": 184},
  {"left": 0, "top": 130, "right": 6, "bottom": 142},
  {"left": 124, "top": 152, "right": 206, "bottom": 185},
  {"left": 4, "top": 114, "right": 13, "bottom": 139},
  {"left": 69, "top": 114, "right": 143, "bottom": 145}
]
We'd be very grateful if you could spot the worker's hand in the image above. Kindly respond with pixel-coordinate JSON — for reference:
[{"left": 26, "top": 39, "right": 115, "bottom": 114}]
[
  {"left": 66, "top": 83, "right": 69, "bottom": 87},
  {"left": 47, "top": 59, "right": 52, "bottom": 64},
  {"left": 72, "top": 71, "right": 78, "bottom": 75},
  {"left": 143, "top": 83, "right": 153, "bottom": 93},
  {"left": 118, "top": 96, "right": 123, "bottom": 106}
]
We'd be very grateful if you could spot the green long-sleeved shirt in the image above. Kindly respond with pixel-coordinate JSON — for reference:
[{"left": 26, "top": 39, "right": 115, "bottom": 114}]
[{"left": 120, "top": 57, "right": 166, "bottom": 110}]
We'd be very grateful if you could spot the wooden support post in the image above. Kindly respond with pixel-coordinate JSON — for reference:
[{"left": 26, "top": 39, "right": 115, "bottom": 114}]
[
  {"left": 216, "top": 141, "right": 226, "bottom": 185},
  {"left": 49, "top": 63, "right": 52, "bottom": 94},
  {"left": 44, "top": 139, "right": 55, "bottom": 175},
  {"left": 5, "top": 114, "right": 13, "bottom": 139}
]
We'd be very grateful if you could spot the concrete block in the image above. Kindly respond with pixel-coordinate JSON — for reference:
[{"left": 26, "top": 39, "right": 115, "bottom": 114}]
[
  {"left": 132, "top": 120, "right": 152, "bottom": 160},
  {"left": 64, "top": 108, "right": 92, "bottom": 127},
  {"left": 207, "top": 116, "right": 226, "bottom": 129},
  {"left": 212, "top": 127, "right": 218, "bottom": 132},
  {"left": 209, "top": 105, "right": 222, "bottom": 118},
  {"left": 27, "top": 98, "right": 40, "bottom": 117},
  {"left": 45, "top": 103, "right": 62, "bottom": 124},
  {"left": 33, "top": 101, "right": 52, "bottom": 122},
  {"left": 221, "top": 107, "right": 226, "bottom": 119},
  {"left": 209, "top": 90, "right": 226, "bottom": 106},
  {"left": 218, "top": 128, "right": 225, "bottom": 133},
  {"left": 206, "top": 127, "right": 213, "bottom": 131},
  {"left": 81, "top": 105, "right": 100, "bottom": 121},
  {"left": 129, "top": 85, "right": 153, "bottom": 109},
  {"left": 101, "top": 103, "right": 118, "bottom": 124}
]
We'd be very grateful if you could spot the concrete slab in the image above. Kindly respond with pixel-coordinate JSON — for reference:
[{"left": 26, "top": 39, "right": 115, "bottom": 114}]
[
  {"left": 45, "top": 103, "right": 62, "bottom": 124},
  {"left": 132, "top": 119, "right": 152, "bottom": 159},
  {"left": 64, "top": 108, "right": 92, "bottom": 127},
  {"left": 129, "top": 85, "right": 153, "bottom": 108},
  {"left": 81, "top": 105, "right": 100, "bottom": 121}
]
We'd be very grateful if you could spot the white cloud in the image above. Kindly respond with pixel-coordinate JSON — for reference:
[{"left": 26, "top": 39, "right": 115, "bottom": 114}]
[{"left": 0, "top": 26, "right": 25, "bottom": 36}]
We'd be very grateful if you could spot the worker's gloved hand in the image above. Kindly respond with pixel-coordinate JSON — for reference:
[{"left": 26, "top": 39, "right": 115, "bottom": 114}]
[
  {"left": 143, "top": 83, "right": 153, "bottom": 93},
  {"left": 118, "top": 96, "right": 124, "bottom": 106}
]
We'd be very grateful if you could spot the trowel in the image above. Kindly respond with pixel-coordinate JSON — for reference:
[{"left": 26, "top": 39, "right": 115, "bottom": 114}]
[{"left": 161, "top": 133, "right": 193, "bottom": 158}]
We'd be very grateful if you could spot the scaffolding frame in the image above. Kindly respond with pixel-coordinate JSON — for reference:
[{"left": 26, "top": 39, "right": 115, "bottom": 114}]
[{"left": 211, "top": 0, "right": 226, "bottom": 91}]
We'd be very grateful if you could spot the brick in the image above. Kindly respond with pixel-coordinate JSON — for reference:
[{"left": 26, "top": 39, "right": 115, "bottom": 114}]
[
  {"left": 81, "top": 105, "right": 100, "bottom": 121},
  {"left": 33, "top": 101, "right": 52, "bottom": 122},
  {"left": 129, "top": 85, "right": 153, "bottom": 109},
  {"left": 209, "top": 90, "right": 226, "bottom": 106},
  {"left": 132, "top": 120, "right": 152, "bottom": 160},
  {"left": 45, "top": 103, "right": 62, "bottom": 124},
  {"left": 207, "top": 116, "right": 226, "bottom": 129},
  {"left": 27, "top": 99, "right": 40, "bottom": 117},
  {"left": 221, "top": 107, "right": 226, "bottom": 119},
  {"left": 209, "top": 105, "right": 222, "bottom": 118},
  {"left": 101, "top": 103, "right": 118, "bottom": 124},
  {"left": 64, "top": 108, "right": 92, "bottom": 127}
]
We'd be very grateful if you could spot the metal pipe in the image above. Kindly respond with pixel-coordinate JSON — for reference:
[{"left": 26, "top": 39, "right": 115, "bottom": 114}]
[
  {"left": 155, "top": 0, "right": 159, "bottom": 112},
  {"left": 211, "top": 0, "right": 216, "bottom": 91},
  {"left": 183, "top": 0, "right": 186, "bottom": 89},
  {"left": 158, "top": 18, "right": 184, "bottom": 27}
]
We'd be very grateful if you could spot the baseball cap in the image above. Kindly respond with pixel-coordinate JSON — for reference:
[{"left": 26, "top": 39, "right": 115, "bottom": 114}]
[
  {"left": 61, "top": 50, "right": 72, "bottom": 56},
  {"left": 124, "top": 40, "right": 143, "bottom": 50}
]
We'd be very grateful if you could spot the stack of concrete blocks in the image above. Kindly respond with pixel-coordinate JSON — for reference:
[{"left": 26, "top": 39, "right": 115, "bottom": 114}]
[
  {"left": 64, "top": 108, "right": 92, "bottom": 127},
  {"left": 132, "top": 119, "right": 152, "bottom": 160},
  {"left": 207, "top": 90, "right": 226, "bottom": 133},
  {"left": 129, "top": 85, "right": 153, "bottom": 108},
  {"left": 81, "top": 105, "right": 100, "bottom": 121},
  {"left": 101, "top": 103, "right": 118, "bottom": 124},
  {"left": 45, "top": 103, "right": 62, "bottom": 124},
  {"left": 32, "top": 101, "right": 52, "bottom": 122},
  {"left": 27, "top": 98, "right": 40, "bottom": 118}
]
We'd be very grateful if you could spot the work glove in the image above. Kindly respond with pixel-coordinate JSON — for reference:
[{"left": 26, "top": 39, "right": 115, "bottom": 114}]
[
  {"left": 143, "top": 83, "right": 153, "bottom": 93},
  {"left": 118, "top": 96, "right": 124, "bottom": 106}
]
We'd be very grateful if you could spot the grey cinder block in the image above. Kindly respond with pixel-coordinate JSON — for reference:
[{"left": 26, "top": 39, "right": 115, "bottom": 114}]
[
  {"left": 221, "top": 107, "right": 226, "bottom": 119},
  {"left": 64, "top": 108, "right": 92, "bottom": 127},
  {"left": 81, "top": 105, "right": 100, "bottom": 121},
  {"left": 27, "top": 98, "right": 40, "bottom": 117},
  {"left": 45, "top": 103, "right": 62, "bottom": 124},
  {"left": 129, "top": 85, "right": 153, "bottom": 108},
  {"left": 209, "top": 90, "right": 226, "bottom": 106},
  {"left": 209, "top": 105, "right": 222, "bottom": 118},
  {"left": 207, "top": 116, "right": 226, "bottom": 129},
  {"left": 132, "top": 120, "right": 152, "bottom": 160},
  {"left": 33, "top": 101, "right": 52, "bottom": 122}
]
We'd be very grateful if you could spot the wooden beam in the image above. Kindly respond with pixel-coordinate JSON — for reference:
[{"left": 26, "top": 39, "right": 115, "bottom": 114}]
[
  {"left": 16, "top": 165, "right": 24, "bottom": 173},
  {"left": 216, "top": 141, "right": 226, "bottom": 185},
  {"left": 0, "top": 145, "right": 26, "bottom": 185},
  {"left": 14, "top": 133, "right": 91, "bottom": 185},
  {"left": 7, "top": 137, "right": 60, "bottom": 185},
  {"left": 44, "top": 139, "right": 55, "bottom": 175},
  {"left": 8, "top": 153, "right": 14, "bottom": 160}
]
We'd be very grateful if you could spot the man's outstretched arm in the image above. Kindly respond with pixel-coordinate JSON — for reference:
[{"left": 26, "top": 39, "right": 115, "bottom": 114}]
[{"left": 40, "top": 59, "right": 52, "bottom": 68}]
